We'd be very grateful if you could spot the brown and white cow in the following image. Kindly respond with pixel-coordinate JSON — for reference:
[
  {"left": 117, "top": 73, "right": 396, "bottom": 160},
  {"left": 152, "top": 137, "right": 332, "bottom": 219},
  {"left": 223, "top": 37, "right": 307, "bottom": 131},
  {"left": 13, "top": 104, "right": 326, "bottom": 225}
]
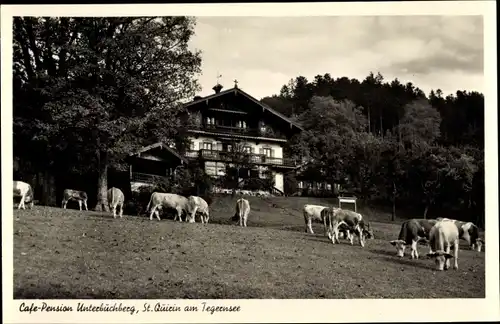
[
  {"left": 62, "top": 189, "right": 88, "bottom": 211},
  {"left": 324, "top": 208, "right": 374, "bottom": 247},
  {"left": 146, "top": 192, "right": 189, "bottom": 221},
  {"left": 234, "top": 198, "right": 250, "bottom": 227},
  {"left": 107, "top": 187, "right": 125, "bottom": 219},
  {"left": 390, "top": 219, "right": 437, "bottom": 259},
  {"left": 427, "top": 219, "right": 460, "bottom": 271},
  {"left": 13, "top": 180, "right": 34, "bottom": 210},
  {"left": 303, "top": 204, "right": 329, "bottom": 234},
  {"left": 186, "top": 196, "right": 210, "bottom": 224},
  {"left": 320, "top": 207, "right": 351, "bottom": 240},
  {"left": 436, "top": 217, "right": 484, "bottom": 252}
]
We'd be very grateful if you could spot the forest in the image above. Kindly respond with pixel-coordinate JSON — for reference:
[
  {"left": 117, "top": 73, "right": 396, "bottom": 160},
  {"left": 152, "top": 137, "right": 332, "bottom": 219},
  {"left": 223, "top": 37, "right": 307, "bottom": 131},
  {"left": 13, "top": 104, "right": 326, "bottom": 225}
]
[
  {"left": 12, "top": 17, "right": 485, "bottom": 226},
  {"left": 261, "top": 73, "right": 484, "bottom": 224}
]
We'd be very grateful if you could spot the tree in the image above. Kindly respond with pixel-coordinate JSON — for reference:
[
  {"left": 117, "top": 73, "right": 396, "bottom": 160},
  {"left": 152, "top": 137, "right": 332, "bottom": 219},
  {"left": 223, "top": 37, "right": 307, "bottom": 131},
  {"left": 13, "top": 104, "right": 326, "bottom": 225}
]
[
  {"left": 13, "top": 17, "right": 202, "bottom": 211},
  {"left": 397, "top": 99, "right": 441, "bottom": 150},
  {"left": 221, "top": 141, "right": 253, "bottom": 195}
]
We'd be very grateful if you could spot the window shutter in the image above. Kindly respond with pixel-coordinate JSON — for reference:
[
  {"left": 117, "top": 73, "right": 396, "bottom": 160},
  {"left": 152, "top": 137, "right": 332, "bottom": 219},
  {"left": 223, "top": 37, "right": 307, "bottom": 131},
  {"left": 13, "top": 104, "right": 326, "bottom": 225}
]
[
  {"left": 217, "top": 142, "right": 223, "bottom": 151},
  {"left": 259, "top": 148, "right": 264, "bottom": 155},
  {"left": 271, "top": 149, "right": 275, "bottom": 157}
]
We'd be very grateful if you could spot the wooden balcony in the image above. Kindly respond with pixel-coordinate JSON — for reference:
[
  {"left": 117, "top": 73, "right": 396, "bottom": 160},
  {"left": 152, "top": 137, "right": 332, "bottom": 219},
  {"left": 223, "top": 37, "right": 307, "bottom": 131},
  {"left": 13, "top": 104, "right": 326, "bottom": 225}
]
[
  {"left": 187, "top": 124, "right": 287, "bottom": 140},
  {"left": 183, "top": 149, "right": 298, "bottom": 168}
]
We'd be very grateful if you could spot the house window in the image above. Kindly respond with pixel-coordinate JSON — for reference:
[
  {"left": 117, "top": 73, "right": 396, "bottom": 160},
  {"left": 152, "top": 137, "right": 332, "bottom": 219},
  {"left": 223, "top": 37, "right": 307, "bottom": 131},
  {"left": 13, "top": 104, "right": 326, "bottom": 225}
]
[
  {"left": 263, "top": 148, "right": 272, "bottom": 157},
  {"left": 243, "top": 146, "right": 252, "bottom": 153},
  {"left": 205, "top": 162, "right": 226, "bottom": 176},
  {"left": 202, "top": 142, "right": 213, "bottom": 150},
  {"left": 190, "top": 141, "right": 196, "bottom": 150},
  {"left": 227, "top": 144, "right": 232, "bottom": 152},
  {"left": 237, "top": 120, "right": 247, "bottom": 129},
  {"left": 206, "top": 117, "right": 215, "bottom": 125}
]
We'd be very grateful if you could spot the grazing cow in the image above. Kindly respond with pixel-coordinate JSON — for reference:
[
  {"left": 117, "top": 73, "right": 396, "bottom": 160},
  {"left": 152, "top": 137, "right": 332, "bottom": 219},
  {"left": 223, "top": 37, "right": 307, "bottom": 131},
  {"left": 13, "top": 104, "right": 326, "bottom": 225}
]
[
  {"left": 146, "top": 192, "right": 189, "bottom": 221},
  {"left": 107, "top": 187, "right": 125, "bottom": 219},
  {"left": 303, "top": 204, "right": 329, "bottom": 234},
  {"left": 13, "top": 181, "right": 34, "bottom": 210},
  {"left": 390, "top": 219, "right": 437, "bottom": 259},
  {"left": 320, "top": 207, "right": 351, "bottom": 239},
  {"left": 233, "top": 198, "right": 251, "bottom": 227},
  {"left": 427, "top": 219, "right": 460, "bottom": 271},
  {"left": 436, "top": 217, "right": 484, "bottom": 252},
  {"left": 324, "top": 208, "right": 373, "bottom": 247},
  {"left": 186, "top": 196, "right": 210, "bottom": 224},
  {"left": 62, "top": 189, "right": 88, "bottom": 211}
]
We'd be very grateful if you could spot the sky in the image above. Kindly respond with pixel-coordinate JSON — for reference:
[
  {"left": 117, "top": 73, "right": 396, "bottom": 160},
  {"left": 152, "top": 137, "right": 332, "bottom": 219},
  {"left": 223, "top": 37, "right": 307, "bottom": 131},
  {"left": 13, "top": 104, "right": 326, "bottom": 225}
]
[{"left": 188, "top": 16, "right": 484, "bottom": 100}]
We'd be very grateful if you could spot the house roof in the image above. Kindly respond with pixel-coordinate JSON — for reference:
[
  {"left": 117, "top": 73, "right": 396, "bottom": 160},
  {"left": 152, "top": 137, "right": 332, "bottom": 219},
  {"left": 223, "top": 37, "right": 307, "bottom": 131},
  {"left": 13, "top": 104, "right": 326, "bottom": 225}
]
[
  {"left": 184, "top": 87, "right": 304, "bottom": 131},
  {"left": 129, "top": 142, "right": 189, "bottom": 164}
]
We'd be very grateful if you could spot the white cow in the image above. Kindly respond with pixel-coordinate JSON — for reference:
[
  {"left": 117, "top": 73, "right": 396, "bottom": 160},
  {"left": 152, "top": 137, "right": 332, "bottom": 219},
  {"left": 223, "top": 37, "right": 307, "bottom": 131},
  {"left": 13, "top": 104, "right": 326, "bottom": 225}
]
[
  {"left": 303, "top": 204, "right": 329, "bottom": 234},
  {"left": 186, "top": 196, "right": 210, "bottom": 224},
  {"left": 13, "top": 180, "right": 34, "bottom": 210},
  {"left": 146, "top": 192, "right": 189, "bottom": 221},
  {"left": 62, "top": 189, "right": 88, "bottom": 211},
  {"left": 427, "top": 219, "right": 460, "bottom": 271},
  {"left": 436, "top": 217, "right": 484, "bottom": 252},
  {"left": 107, "top": 187, "right": 125, "bottom": 219},
  {"left": 234, "top": 198, "right": 251, "bottom": 227}
]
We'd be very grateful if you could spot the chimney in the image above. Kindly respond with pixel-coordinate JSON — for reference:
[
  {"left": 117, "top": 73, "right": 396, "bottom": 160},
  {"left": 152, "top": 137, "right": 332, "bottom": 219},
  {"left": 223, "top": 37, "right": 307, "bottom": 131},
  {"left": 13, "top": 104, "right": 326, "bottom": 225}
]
[{"left": 212, "top": 83, "right": 223, "bottom": 94}]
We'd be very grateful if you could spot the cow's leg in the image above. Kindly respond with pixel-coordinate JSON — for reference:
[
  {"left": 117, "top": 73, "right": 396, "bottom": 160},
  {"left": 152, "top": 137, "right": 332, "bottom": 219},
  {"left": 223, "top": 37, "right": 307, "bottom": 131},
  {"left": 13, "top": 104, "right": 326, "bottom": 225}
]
[
  {"left": 190, "top": 206, "right": 197, "bottom": 223},
  {"left": 119, "top": 204, "right": 123, "bottom": 218},
  {"left": 306, "top": 217, "right": 314, "bottom": 234},
  {"left": 62, "top": 199, "right": 66, "bottom": 209},
  {"left": 18, "top": 192, "right": 26, "bottom": 209},
  {"left": 349, "top": 232, "right": 355, "bottom": 245},
  {"left": 84, "top": 200, "right": 88, "bottom": 211},
  {"left": 360, "top": 233, "right": 366, "bottom": 248},
  {"left": 331, "top": 222, "right": 340, "bottom": 244},
  {"left": 444, "top": 245, "right": 451, "bottom": 270},
  {"left": 78, "top": 200, "right": 82, "bottom": 211},
  {"left": 149, "top": 205, "right": 157, "bottom": 221},
  {"left": 244, "top": 215, "right": 247, "bottom": 227},
  {"left": 453, "top": 241, "right": 459, "bottom": 270},
  {"left": 410, "top": 240, "right": 418, "bottom": 259},
  {"left": 176, "top": 207, "right": 183, "bottom": 223},
  {"left": 112, "top": 204, "right": 117, "bottom": 218}
]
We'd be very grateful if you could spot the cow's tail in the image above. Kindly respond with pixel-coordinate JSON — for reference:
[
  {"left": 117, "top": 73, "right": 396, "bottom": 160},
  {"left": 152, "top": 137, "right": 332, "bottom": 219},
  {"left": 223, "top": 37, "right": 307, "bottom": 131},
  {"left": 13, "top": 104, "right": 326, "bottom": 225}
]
[
  {"left": 109, "top": 188, "right": 114, "bottom": 207},
  {"left": 235, "top": 200, "right": 242, "bottom": 219},
  {"left": 398, "top": 220, "right": 408, "bottom": 243},
  {"left": 28, "top": 185, "right": 34, "bottom": 208},
  {"left": 146, "top": 192, "right": 155, "bottom": 213}
]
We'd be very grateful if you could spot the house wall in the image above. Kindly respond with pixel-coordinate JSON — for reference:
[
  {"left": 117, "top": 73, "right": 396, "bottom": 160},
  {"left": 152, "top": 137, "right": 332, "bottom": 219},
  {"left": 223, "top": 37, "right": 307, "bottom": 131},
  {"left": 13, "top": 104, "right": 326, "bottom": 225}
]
[{"left": 274, "top": 172, "right": 284, "bottom": 192}]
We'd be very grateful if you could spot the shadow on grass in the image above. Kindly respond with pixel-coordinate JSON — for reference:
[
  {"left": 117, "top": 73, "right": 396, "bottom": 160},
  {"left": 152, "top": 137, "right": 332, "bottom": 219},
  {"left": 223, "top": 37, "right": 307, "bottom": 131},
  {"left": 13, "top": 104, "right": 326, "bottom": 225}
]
[
  {"left": 377, "top": 255, "right": 435, "bottom": 270},
  {"left": 15, "top": 280, "right": 266, "bottom": 299}
]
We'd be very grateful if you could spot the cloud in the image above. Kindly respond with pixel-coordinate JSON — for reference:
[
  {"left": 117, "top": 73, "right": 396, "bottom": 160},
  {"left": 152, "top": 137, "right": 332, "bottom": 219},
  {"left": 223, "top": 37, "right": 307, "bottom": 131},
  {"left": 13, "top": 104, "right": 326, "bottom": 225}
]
[{"left": 189, "top": 16, "right": 484, "bottom": 98}]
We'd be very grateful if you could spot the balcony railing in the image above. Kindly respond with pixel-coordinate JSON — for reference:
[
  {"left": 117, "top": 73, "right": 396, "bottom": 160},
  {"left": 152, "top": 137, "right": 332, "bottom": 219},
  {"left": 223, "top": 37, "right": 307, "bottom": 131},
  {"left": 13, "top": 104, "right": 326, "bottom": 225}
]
[
  {"left": 183, "top": 149, "right": 297, "bottom": 167},
  {"left": 188, "top": 124, "right": 286, "bottom": 140}
]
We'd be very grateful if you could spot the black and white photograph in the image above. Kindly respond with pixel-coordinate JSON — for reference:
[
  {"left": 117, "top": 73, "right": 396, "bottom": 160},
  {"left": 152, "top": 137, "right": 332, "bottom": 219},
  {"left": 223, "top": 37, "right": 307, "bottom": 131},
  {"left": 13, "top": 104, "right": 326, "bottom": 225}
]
[{"left": 2, "top": 1, "right": 499, "bottom": 323}]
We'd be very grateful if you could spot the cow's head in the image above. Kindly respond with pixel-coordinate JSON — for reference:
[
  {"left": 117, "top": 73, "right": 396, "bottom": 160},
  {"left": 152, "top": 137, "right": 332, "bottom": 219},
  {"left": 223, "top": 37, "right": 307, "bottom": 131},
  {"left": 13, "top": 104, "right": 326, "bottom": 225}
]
[
  {"left": 463, "top": 223, "right": 483, "bottom": 252},
  {"left": 426, "top": 251, "right": 453, "bottom": 271},
  {"left": 363, "top": 222, "right": 374, "bottom": 239},
  {"left": 390, "top": 240, "right": 406, "bottom": 257}
]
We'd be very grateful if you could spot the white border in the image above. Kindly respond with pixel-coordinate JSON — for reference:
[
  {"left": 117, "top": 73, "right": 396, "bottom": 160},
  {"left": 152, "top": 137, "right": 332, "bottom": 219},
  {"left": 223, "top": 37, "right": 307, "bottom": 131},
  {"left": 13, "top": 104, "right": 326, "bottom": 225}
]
[{"left": 2, "top": 2, "right": 499, "bottom": 323}]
